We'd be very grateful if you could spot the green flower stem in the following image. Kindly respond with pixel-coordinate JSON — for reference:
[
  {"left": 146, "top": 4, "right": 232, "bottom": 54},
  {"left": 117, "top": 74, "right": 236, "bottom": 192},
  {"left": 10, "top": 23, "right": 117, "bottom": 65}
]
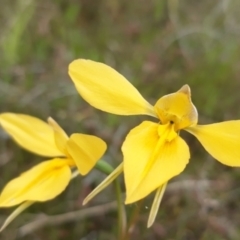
[
  {"left": 95, "top": 160, "right": 126, "bottom": 240},
  {"left": 95, "top": 159, "right": 114, "bottom": 174},
  {"left": 114, "top": 179, "right": 126, "bottom": 240}
]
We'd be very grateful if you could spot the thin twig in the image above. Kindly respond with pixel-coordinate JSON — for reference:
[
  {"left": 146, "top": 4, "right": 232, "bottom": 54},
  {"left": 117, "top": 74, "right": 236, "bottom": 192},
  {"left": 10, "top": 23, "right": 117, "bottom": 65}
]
[
  {"left": 16, "top": 180, "right": 214, "bottom": 237},
  {"left": 167, "top": 179, "right": 213, "bottom": 192},
  {"left": 18, "top": 201, "right": 117, "bottom": 237}
]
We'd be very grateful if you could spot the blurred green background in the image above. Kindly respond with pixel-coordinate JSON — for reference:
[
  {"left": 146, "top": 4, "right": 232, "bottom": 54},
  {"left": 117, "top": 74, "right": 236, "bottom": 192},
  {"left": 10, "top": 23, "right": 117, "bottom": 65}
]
[{"left": 1, "top": 0, "right": 240, "bottom": 239}]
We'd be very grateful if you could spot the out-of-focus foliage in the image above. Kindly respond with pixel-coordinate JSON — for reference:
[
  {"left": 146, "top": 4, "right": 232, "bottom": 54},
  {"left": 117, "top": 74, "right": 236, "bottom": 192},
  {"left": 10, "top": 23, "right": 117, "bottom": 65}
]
[{"left": 1, "top": 0, "right": 240, "bottom": 239}]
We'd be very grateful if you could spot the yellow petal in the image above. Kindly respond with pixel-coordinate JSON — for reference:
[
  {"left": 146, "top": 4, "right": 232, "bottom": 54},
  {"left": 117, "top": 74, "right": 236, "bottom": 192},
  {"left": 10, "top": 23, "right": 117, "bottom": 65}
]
[
  {"left": 0, "top": 170, "right": 80, "bottom": 232},
  {"left": 186, "top": 121, "right": 240, "bottom": 166},
  {"left": 68, "top": 59, "right": 156, "bottom": 117},
  {"left": 83, "top": 163, "right": 123, "bottom": 205},
  {"left": 0, "top": 113, "right": 63, "bottom": 157},
  {"left": 0, "top": 201, "right": 34, "bottom": 232},
  {"left": 66, "top": 133, "right": 107, "bottom": 175},
  {"left": 123, "top": 121, "right": 190, "bottom": 204},
  {"left": 48, "top": 117, "right": 69, "bottom": 155},
  {"left": 147, "top": 182, "right": 167, "bottom": 228},
  {"left": 0, "top": 159, "right": 71, "bottom": 207}
]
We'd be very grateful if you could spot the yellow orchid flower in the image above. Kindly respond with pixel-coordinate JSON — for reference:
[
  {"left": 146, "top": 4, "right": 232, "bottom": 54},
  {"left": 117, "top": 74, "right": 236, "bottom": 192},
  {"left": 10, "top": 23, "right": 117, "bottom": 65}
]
[
  {"left": 69, "top": 59, "right": 240, "bottom": 227},
  {"left": 0, "top": 113, "right": 107, "bottom": 230}
]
